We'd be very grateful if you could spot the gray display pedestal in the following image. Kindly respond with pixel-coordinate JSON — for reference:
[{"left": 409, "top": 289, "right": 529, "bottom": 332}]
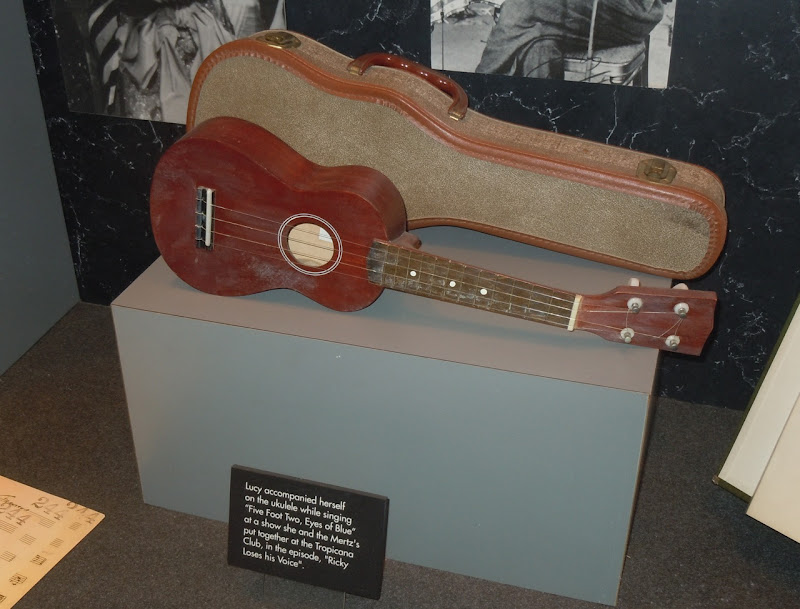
[{"left": 112, "top": 227, "right": 668, "bottom": 605}]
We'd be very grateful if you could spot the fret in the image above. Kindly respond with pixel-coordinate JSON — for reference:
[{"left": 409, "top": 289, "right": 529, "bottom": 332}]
[
  {"left": 490, "top": 276, "right": 515, "bottom": 313},
  {"left": 409, "top": 249, "right": 427, "bottom": 294},
  {"left": 404, "top": 249, "right": 419, "bottom": 291},
  {"left": 367, "top": 241, "right": 576, "bottom": 329},
  {"left": 473, "top": 268, "right": 496, "bottom": 310},
  {"left": 542, "top": 287, "right": 558, "bottom": 323},
  {"left": 429, "top": 255, "right": 446, "bottom": 296},
  {"left": 458, "top": 265, "right": 480, "bottom": 307},
  {"left": 366, "top": 242, "right": 388, "bottom": 284},
  {"left": 444, "top": 260, "right": 467, "bottom": 302},
  {"left": 398, "top": 247, "right": 413, "bottom": 291},
  {"left": 526, "top": 286, "right": 558, "bottom": 325},
  {"left": 413, "top": 250, "right": 443, "bottom": 297},
  {"left": 509, "top": 278, "right": 531, "bottom": 316},
  {"left": 384, "top": 244, "right": 405, "bottom": 290}
]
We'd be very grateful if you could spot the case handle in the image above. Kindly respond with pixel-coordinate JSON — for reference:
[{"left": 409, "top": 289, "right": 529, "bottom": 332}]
[{"left": 347, "top": 52, "right": 468, "bottom": 121}]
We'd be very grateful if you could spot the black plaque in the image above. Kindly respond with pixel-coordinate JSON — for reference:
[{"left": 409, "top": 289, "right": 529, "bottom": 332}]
[{"left": 228, "top": 465, "right": 389, "bottom": 599}]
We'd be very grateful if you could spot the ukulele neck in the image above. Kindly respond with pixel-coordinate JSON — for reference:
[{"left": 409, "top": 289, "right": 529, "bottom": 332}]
[{"left": 366, "top": 241, "right": 580, "bottom": 330}]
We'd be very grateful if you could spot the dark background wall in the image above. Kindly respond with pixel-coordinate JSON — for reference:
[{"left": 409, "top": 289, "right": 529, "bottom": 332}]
[
  {"left": 1, "top": 0, "right": 77, "bottom": 375},
  {"left": 21, "top": 0, "right": 800, "bottom": 410}
]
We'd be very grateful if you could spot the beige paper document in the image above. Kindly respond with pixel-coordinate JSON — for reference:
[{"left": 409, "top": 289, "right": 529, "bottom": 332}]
[
  {"left": 747, "top": 393, "right": 800, "bottom": 542},
  {"left": 0, "top": 476, "right": 104, "bottom": 607},
  {"left": 717, "top": 296, "right": 800, "bottom": 498}
]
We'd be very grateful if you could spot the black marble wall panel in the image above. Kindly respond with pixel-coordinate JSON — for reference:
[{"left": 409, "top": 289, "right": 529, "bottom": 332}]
[{"left": 22, "top": 0, "right": 800, "bottom": 410}]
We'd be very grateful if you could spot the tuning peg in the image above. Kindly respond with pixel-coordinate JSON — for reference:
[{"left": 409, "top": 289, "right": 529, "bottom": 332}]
[
  {"left": 674, "top": 302, "right": 689, "bottom": 318},
  {"left": 627, "top": 297, "right": 643, "bottom": 313},
  {"left": 627, "top": 278, "right": 643, "bottom": 312},
  {"left": 620, "top": 328, "right": 635, "bottom": 343},
  {"left": 665, "top": 335, "right": 681, "bottom": 350},
  {"left": 673, "top": 283, "right": 688, "bottom": 290}
]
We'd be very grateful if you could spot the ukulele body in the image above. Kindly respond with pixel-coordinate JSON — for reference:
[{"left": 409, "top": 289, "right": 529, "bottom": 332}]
[
  {"left": 150, "top": 116, "right": 407, "bottom": 311},
  {"left": 150, "top": 117, "right": 717, "bottom": 355}
]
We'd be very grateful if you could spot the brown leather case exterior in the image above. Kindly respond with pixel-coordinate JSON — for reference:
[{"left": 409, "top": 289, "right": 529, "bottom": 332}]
[{"left": 187, "top": 30, "right": 726, "bottom": 279}]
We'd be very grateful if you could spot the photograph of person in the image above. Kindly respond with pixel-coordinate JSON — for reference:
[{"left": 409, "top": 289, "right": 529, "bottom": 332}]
[
  {"left": 52, "top": 0, "right": 287, "bottom": 122},
  {"left": 431, "top": 0, "right": 675, "bottom": 88}
]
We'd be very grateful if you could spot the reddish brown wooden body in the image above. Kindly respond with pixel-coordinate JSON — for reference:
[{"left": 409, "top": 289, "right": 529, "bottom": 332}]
[{"left": 150, "top": 116, "right": 407, "bottom": 310}]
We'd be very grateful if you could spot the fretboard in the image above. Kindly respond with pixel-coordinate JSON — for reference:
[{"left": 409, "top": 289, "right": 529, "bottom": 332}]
[{"left": 366, "top": 241, "right": 578, "bottom": 329}]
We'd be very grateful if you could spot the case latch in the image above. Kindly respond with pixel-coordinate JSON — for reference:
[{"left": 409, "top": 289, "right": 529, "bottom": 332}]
[
  {"left": 258, "top": 31, "right": 301, "bottom": 49},
  {"left": 637, "top": 158, "right": 677, "bottom": 184}
]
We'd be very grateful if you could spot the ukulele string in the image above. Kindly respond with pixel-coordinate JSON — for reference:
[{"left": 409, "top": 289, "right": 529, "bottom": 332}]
[
  {"left": 205, "top": 208, "right": 579, "bottom": 312},
  {"left": 577, "top": 311, "right": 684, "bottom": 339},
  {"left": 585, "top": 294, "right": 686, "bottom": 339},
  {"left": 209, "top": 236, "right": 681, "bottom": 341},
  {"left": 213, "top": 231, "right": 683, "bottom": 341},
  {"left": 207, "top": 225, "right": 578, "bottom": 318},
  {"left": 215, "top": 211, "right": 575, "bottom": 308},
  {"left": 204, "top": 210, "right": 689, "bottom": 338},
  {"left": 211, "top": 235, "right": 577, "bottom": 322},
  {"left": 591, "top": 308, "right": 679, "bottom": 315},
  {"left": 210, "top": 206, "right": 577, "bottom": 309},
  {"left": 577, "top": 319, "right": 684, "bottom": 341},
  {"left": 213, "top": 204, "right": 374, "bottom": 253}
]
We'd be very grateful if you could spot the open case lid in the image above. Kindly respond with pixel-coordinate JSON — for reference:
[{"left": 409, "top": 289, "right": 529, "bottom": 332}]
[{"left": 186, "top": 30, "right": 726, "bottom": 280}]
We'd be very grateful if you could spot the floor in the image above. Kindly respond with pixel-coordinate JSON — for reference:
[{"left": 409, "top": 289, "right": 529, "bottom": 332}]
[{"left": 1, "top": 303, "right": 799, "bottom": 608}]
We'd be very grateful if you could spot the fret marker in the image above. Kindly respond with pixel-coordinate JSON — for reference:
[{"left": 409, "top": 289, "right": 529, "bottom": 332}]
[
  {"left": 480, "top": 288, "right": 488, "bottom": 296},
  {"left": 449, "top": 281, "right": 456, "bottom": 287},
  {"left": 410, "top": 270, "right": 417, "bottom": 277}
]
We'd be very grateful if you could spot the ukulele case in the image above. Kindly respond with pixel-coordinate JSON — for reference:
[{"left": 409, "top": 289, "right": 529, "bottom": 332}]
[{"left": 185, "top": 30, "right": 726, "bottom": 280}]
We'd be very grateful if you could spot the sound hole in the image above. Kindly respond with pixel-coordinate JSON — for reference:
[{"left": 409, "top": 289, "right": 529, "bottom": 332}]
[{"left": 287, "top": 222, "right": 334, "bottom": 268}]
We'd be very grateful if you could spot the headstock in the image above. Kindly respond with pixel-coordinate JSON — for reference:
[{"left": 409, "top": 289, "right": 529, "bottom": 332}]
[{"left": 574, "top": 281, "right": 717, "bottom": 355}]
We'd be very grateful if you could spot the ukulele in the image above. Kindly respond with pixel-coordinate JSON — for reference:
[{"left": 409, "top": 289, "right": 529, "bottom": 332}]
[{"left": 150, "top": 117, "right": 716, "bottom": 355}]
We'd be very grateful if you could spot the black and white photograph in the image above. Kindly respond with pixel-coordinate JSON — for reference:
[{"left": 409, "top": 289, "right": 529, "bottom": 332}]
[
  {"left": 51, "top": 0, "right": 287, "bottom": 123},
  {"left": 431, "top": 0, "right": 675, "bottom": 88}
]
